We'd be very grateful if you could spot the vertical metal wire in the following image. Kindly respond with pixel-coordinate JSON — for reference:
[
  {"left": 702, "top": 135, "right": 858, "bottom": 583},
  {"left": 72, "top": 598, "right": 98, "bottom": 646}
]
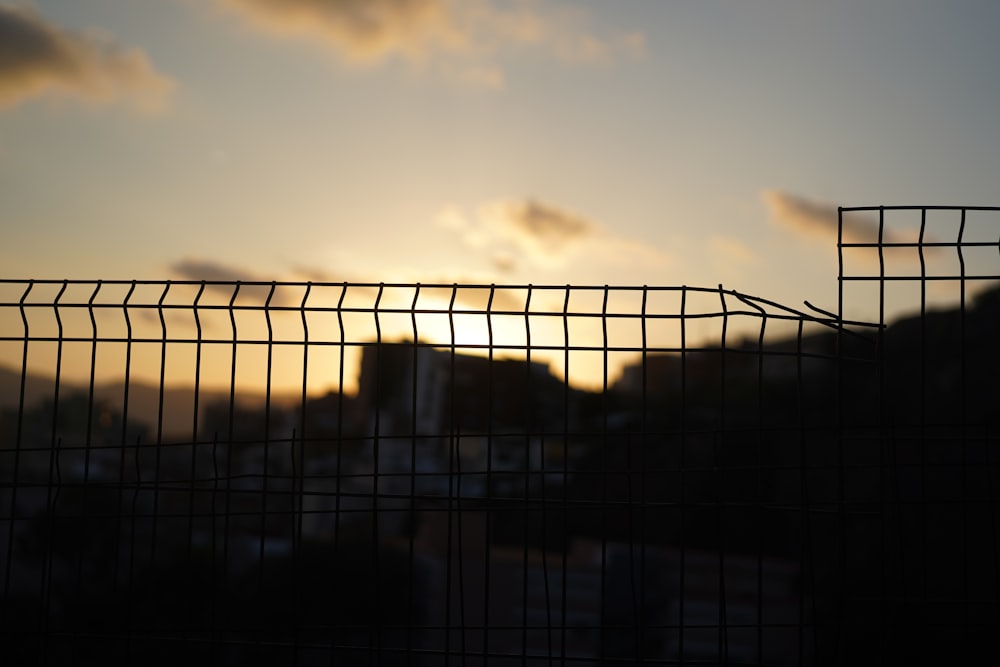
[
  {"left": 2, "top": 281, "right": 32, "bottom": 599},
  {"left": 795, "top": 318, "right": 812, "bottom": 665},
  {"left": 333, "top": 282, "right": 348, "bottom": 663},
  {"left": 716, "top": 285, "right": 730, "bottom": 664},
  {"left": 520, "top": 285, "right": 534, "bottom": 667},
  {"left": 737, "top": 289, "right": 769, "bottom": 664},
  {"left": 66, "top": 281, "right": 101, "bottom": 653},
  {"left": 38, "top": 280, "right": 68, "bottom": 662},
  {"left": 372, "top": 282, "right": 385, "bottom": 666},
  {"left": 598, "top": 284, "right": 609, "bottom": 663},
  {"left": 755, "top": 297, "right": 767, "bottom": 664},
  {"left": 835, "top": 205, "right": 847, "bottom": 664},
  {"left": 559, "top": 285, "right": 571, "bottom": 663},
  {"left": 876, "top": 207, "right": 892, "bottom": 664},
  {"left": 188, "top": 281, "right": 206, "bottom": 649},
  {"left": 257, "top": 282, "right": 276, "bottom": 651},
  {"left": 678, "top": 285, "right": 688, "bottom": 664},
  {"left": 151, "top": 282, "right": 170, "bottom": 576},
  {"left": 834, "top": 209, "right": 847, "bottom": 663},
  {"left": 916, "top": 208, "right": 930, "bottom": 648},
  {"left": 293, "top": 281, "right": 311, "bottom": 664},
  {"left": 536, "top": 292, "right": 554, "bottom": 666},
  {"left": 217, "top": 281, "right": 241, "bottom": 660},
  {"left": 447, "top": 283, "right": 468, "bottom": 666},
  {"left": 406, "top": 284, "right": 420, "bottom": 665},
  {"left": 637, "top": 286, "right": 650, "bottom": 663},
  {"left": 991, "top": 238, "right": 1000, "bottom": 662},
  {"left": 483, "top": 284, "right": 496, "bottom": 665},
  {"left": 957, "top": 208, "right": 971, "bottom": 648},
  {"left": 83, "top": 281, "right": 100, "bottom": 475},
  {"left": 120, "top": 280, "right": 138, "bottom": 660},
  {"left": 192, "top": 281, "right": 206, "bottom": 446},
  {"left": 917, "top": 209, "right": 929, "bottom": 643}
]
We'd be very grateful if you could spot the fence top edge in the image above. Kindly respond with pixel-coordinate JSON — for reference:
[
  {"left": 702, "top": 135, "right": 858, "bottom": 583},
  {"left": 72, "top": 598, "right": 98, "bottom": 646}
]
[
  {"left": 0, "top": 280, "right": 794, "bottom": 294},
  {"left": 839, "top": 205, "right": 1000, "bottom": 212}
]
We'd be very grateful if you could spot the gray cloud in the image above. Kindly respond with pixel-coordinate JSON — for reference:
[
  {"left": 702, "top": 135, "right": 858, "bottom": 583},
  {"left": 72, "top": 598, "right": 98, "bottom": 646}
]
[
  {"left": 169, "top": 257, "right": 533, "bottom": 338},
  {"left": 485, "top": 198, "right": 595, "bottom": 259},
  {"left": 0, "top": 5, "right": 173, "bottom": 111},
  {"left": 762, "top": 190, "right": 900, "bottom": 245},
  {"left": 169, "top": 257, "right": 297, "bottom": 306},
  {"left": 171, "top": 258, "right": 262, "bottom": 284}
]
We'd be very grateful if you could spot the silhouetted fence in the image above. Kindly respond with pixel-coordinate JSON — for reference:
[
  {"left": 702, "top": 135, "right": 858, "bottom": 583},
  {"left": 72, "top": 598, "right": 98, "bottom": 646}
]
[{"left": 1, "top": 206, "right": 998, "bottom": 665}]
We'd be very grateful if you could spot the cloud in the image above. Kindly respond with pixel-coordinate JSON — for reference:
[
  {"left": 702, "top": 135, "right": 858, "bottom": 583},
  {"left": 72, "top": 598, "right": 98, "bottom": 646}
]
[
  {"left": 171, "top": 258, "right": 479, "bottom": 307},
  {"left": 216, "top": 0, "right": 463, "bottom": 63},
  {"left": 214, "top": 0, "right": 643, "bottom": 84},
  {"left": 483, "top": 198, "right": 595, "bottom": 260},
  {"left": 172, "top": 259, "right": 414, "bottom": 316},
  {"left": 171, "top": 257, "right": 262, "bottom": 284},
  {"left": 490, "top": 251, "right": 516, "bottom": 273},
  {"left": 169, "top": 257, "right": 298, "bottom": 305},
  {"left": 171, "top": 256, "right": 535, "bottom": 322},
  {"left": 438, "top": 198, "right": 669, "bottom": 269},
  {"left": 762, "top": 190, "right": 902, "bottom": 245},
  {"left": 0, "top": 5, "right": 173, "bottom": 111},
  {"left": 469, "top": 2, "right": 645, "bottom": 66}
]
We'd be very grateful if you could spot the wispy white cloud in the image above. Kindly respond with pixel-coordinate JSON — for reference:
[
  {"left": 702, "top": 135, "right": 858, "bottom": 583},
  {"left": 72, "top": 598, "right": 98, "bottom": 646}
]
[
  {"left": 0, "top": 5, "right": 173, "bottom": 111},
  {"left": 482, "top": 198, "right": 594, "bottom": 260},
  {"left": 437, "top": 198, "right": 669, "bottom": 269},
  {"left": 213, "top": 0, "right": 644, "bottom": 85}
]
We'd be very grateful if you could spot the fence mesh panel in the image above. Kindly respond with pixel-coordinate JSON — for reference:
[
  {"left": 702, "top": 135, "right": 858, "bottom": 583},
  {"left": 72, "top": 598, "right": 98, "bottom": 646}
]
[{"left": 1, "top": 206, "right": 998, "bottom": 665}]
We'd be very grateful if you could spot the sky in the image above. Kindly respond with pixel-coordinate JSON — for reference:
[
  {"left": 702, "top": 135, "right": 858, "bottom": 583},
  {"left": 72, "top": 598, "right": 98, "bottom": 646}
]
[{"left": 1, "top": 0, "right": 999, "bottom": 393}]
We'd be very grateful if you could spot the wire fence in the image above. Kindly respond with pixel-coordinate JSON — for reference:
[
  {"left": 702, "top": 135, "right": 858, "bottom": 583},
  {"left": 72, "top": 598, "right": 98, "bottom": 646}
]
[{"left": 1, "top": 206, "right": 998, "bottom": 665}]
